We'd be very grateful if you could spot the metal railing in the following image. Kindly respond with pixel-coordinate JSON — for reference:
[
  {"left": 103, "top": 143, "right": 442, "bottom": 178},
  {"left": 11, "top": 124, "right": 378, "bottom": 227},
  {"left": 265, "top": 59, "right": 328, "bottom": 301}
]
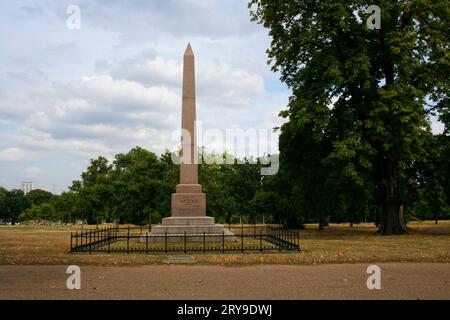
[{"left": 70, "top": 224, "right": 300, "bottom": 254}]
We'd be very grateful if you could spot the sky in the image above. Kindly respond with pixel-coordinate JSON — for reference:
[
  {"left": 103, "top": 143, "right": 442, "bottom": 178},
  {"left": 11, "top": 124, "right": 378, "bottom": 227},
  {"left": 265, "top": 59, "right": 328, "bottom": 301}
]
[
  {"left": 0, "top": 0, "right": 290, "bottom": 194},
  {"left": 0, "top": 1, "right": 444, "bottom": 194}
]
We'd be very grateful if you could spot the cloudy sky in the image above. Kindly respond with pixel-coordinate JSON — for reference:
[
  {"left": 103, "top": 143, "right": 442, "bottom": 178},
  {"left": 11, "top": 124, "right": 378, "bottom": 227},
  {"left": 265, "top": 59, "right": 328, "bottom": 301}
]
[
  {"left": 0, "top": 0, "right": 290, "bottom": 193},
  {"left": 0, "top": 1, "right": 444, "bottom": 194}
]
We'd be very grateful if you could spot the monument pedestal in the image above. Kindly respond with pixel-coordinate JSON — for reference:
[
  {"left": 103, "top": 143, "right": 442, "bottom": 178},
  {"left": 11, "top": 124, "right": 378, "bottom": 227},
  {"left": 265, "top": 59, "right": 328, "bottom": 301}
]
[
  {"left": 171, "top": 185, "right": 206, "bottom": 217},
  {"left": 141, "top": 216, "right": 235, "bottom": 243}
]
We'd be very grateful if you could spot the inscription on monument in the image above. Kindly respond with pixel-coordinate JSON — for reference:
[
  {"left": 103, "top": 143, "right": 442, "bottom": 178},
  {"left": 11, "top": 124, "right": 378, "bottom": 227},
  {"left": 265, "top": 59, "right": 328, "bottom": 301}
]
[
  {"left": 178, "top": 195, "right": 201, "bottom": 215},
  {"left": 171, "top": 192, "right": 205, "bottom": 217}
]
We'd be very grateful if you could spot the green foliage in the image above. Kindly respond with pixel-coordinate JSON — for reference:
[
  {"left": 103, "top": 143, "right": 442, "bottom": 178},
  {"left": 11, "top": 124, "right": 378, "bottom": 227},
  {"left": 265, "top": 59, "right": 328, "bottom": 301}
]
[
  {"left": 0, "top": 189, "right": 30, "bottom": 224},
  {"left": 19, "top": 203, "right": 57, "bottom": 222},
  {"left": 26, "top": 189, "right": 53, "bottom": 206},
  {"left": 199, "top": 154, "right": 263, "bottom": 224},
  {"left": 249, "top": 0, "right": 449, "bottom": 233}
]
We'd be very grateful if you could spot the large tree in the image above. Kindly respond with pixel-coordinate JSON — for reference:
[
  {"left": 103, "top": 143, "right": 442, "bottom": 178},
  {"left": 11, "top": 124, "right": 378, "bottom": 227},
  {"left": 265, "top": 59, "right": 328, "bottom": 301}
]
[
  {"left": 249, "top": 0, "right": 449, "bottom": 234},
  {"left": 26, "top": 189, "right": 53, "bottom": 206},
  {"left": 0, "top": 189, "right": 30, "bottom": 224}
]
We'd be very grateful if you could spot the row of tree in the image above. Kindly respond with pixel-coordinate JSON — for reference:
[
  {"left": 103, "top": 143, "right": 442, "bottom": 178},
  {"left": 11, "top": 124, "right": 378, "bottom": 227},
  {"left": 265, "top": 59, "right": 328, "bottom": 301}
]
[
  {"left": 0, "top": 148, "right": 270, "bottom": 226},
  {"left": 1, "top": 139, "right": 448, "bottom": 228},
  {"left": 0, "top": 187, "right": 54, "bottom": 224}
]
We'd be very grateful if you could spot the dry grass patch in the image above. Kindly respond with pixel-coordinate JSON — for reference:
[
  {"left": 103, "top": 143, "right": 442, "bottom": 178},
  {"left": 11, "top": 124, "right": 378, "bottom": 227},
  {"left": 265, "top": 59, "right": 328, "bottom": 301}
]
[{"left": 0, "top": 221, "right": 449, "bottom": 266}]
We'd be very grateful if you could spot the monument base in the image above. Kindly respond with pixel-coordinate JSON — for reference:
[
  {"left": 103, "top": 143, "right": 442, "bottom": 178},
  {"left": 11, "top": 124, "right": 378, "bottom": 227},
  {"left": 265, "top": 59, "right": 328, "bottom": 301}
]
[{"left": 140, "top": 216, "right": 235, "bottom": 243}]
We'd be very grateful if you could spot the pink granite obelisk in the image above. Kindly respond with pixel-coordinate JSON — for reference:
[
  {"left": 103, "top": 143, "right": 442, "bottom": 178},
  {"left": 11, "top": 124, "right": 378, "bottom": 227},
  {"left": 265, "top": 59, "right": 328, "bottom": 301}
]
[
  {"left": 145, "top": 44, "right": 233, "bottom": 241},
  {"left": 170, "top": 43, "right": 206, "bottom": 217}
]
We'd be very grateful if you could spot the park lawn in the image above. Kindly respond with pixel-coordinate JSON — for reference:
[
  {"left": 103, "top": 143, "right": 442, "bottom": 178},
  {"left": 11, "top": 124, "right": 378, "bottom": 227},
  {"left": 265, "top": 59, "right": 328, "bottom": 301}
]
[{"left": 0, "top": 221, "right": 449, "bottom": 266}]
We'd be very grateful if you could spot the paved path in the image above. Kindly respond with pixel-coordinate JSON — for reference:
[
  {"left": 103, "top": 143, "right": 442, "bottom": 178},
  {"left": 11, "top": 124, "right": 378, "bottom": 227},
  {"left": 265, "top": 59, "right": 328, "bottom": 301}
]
[{"left": 0, "top": 263, "right": 449, "bottom": 299}]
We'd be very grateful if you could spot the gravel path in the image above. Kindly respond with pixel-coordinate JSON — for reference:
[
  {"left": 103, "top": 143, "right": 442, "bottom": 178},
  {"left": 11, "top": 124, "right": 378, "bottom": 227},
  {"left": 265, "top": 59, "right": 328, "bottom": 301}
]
[{"left": 0, "top": 263, "right": 449, "bottom": 299}]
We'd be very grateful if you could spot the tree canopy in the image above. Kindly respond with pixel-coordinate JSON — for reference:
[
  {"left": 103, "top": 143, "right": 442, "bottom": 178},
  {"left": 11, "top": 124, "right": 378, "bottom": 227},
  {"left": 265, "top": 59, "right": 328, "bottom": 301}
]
[{"left": 249, "top": 0, "right": 449, "bottom": 234}]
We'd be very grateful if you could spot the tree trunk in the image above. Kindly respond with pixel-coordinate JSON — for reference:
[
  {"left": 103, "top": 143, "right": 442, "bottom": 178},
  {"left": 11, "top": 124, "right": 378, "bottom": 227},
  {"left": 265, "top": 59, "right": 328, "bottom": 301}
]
[
  {"left": 318, "top": 221, "right": 324, "bottom": 231},
  {"left": 318, "top": 216, "right": 324, "bottom": 231},
  {"left": 380, "top": 204, "right": 407, "bottom": 234},
  {"left": 379, "top": 157, "right": 408, "bottom": 235}
]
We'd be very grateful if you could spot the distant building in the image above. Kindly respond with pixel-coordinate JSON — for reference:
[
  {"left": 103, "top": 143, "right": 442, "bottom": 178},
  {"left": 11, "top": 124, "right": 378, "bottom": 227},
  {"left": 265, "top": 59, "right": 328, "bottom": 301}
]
[{"left": 20, "top": 182, "right": 33, "bottom": 194}]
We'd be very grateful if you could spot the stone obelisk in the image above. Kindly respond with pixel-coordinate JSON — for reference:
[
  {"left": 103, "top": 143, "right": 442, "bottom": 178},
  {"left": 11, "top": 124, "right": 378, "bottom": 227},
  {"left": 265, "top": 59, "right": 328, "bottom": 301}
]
[
  {"left": 171, "top": 43, "right": 206, "bottom": 217},
  {"left": 145, "top": 44, "right": 233, "bottom": 241}
]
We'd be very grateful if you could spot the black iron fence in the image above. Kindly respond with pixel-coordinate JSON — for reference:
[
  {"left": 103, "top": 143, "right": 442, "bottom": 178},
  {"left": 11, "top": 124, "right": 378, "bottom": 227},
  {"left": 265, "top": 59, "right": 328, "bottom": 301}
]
[{"left": 69, "top": 224, "right": 300, "bottom": 254}]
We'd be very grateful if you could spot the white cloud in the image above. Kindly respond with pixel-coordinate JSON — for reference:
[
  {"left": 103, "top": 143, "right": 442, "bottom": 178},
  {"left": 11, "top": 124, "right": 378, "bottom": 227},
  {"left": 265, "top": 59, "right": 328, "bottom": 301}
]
[
  {"left": 0, "top": 1, "right": 287, "bottom": 191},
  {"left": 112, "top": 54, "right": 265, "bottom": 110},
  {"left": 112, "top": 56, "right": 181, "bottom": 87},
  {"left": 0, "top": 148, "right": 27, "bottom": 161},
  {"left": 24, "top": 166, "right": 44, "bottom": 179}
]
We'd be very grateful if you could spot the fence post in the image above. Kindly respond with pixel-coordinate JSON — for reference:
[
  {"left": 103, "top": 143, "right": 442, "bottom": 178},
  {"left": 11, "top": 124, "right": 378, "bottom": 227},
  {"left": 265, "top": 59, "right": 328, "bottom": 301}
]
[
  {"left": 222, "top": 231, "right": 225, "bottom": 253},
  {"left": 278, "top": 230, "right": 282, "bottom": 252},
  {"left": 75, "top": 231, "right": 78, "bottom": 249},
  {"left": 127, "top": 226, "right": 130, "bottom": 254},
  {"left": 241, "top": 232, "right": 244, "bottom": 253},
  {"left": 259, "top": 231, "right": 262, "bottom": 252},
  {"left": 108, "top": 232, "right": 111, "bottom": 254},
  {"left": 80, "top": 230, "right": 83, "bottom": 249},
  {"left": 293, "top": 231, "right": 296, "bottom": 250},
  {"left": 70, "top": 233, "right": 73, "bottom": 252},
  {"left": 146, "top": 232, "right": 149, "bottom": 254},
  {"left": 203, "top": 231, "right": 206, "bottom": 253},
  {"left": 164, "top": 232, "right": 167, "bottom": 253},
  {"left": 184, "top": 232, "right": 187, "bottom": 254},
  {"left": 89, "top": 231, "right": 92, "bottom": 254},
  {"left": 293, "top": 231, "right": 296, "bottom": 248},
  {"left": 292, "top": 231, "right": 295, "bottom": 249},
  {"left": 290, "top": 231, "right": 293, "bottom": 248}
]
